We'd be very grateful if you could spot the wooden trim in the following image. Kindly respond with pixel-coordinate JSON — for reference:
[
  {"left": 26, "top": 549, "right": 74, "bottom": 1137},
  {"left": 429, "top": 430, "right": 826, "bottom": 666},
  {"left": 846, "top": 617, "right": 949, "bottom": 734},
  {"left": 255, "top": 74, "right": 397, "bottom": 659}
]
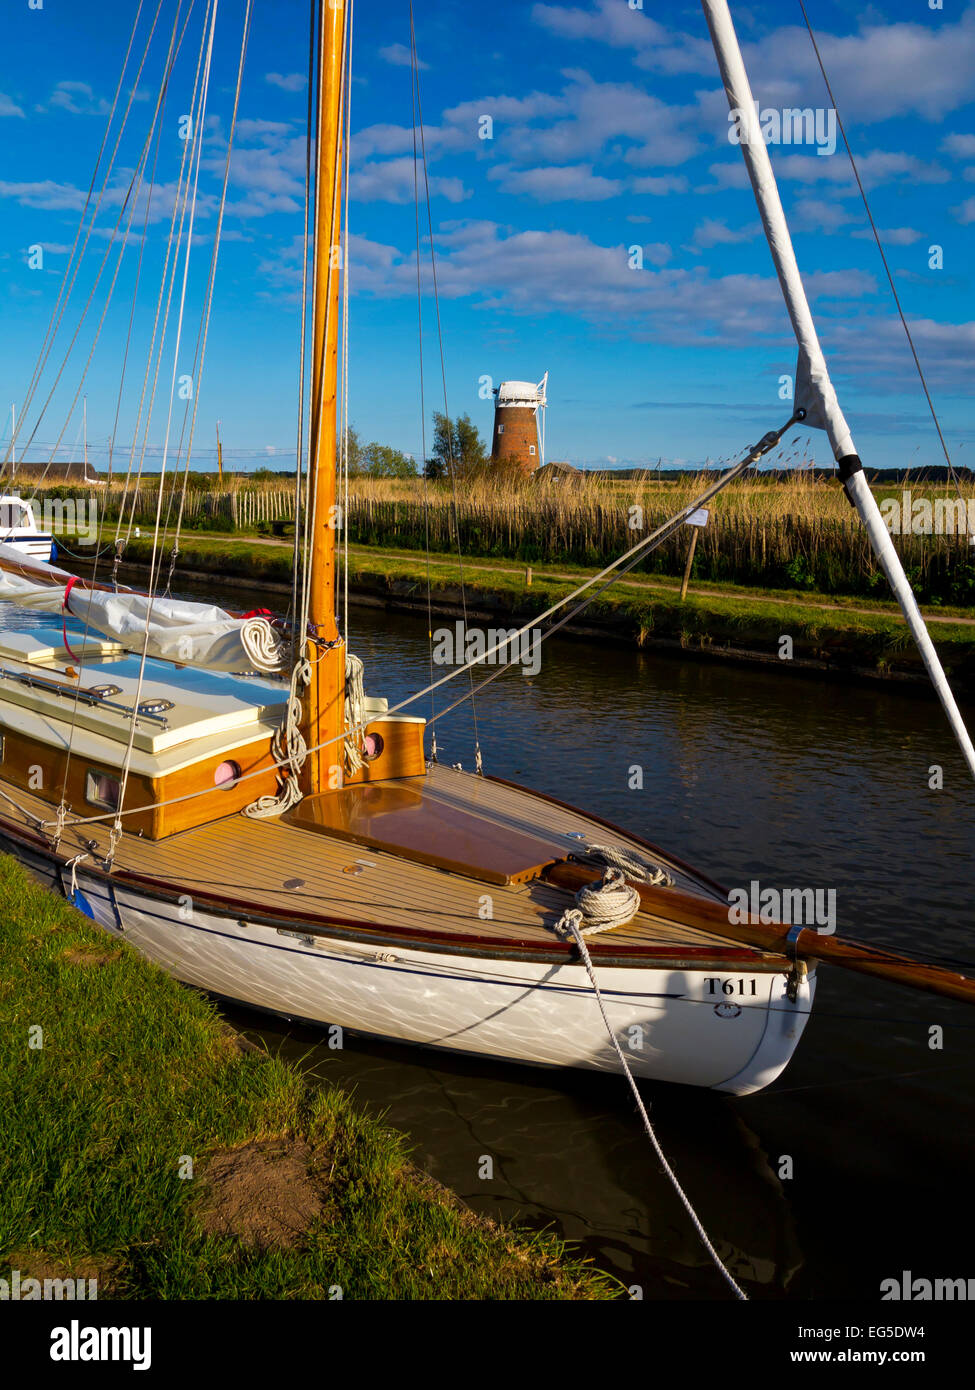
[
  {"left": 0, "top": 805, "right": 780, "bottom": 970},
  {"left": 0, "top": 726, "right": 281, "bottom": 839},
  {"left": 485, "top": 771, "right": 730, "bottom": 897}
]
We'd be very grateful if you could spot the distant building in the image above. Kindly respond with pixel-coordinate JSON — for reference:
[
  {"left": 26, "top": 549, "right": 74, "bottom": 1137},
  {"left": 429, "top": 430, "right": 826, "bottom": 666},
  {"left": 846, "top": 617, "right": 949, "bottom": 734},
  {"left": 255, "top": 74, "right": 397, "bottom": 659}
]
[
  {"left": 490, "top": 374, "right": 548, "bottom": 474},
  {"left": 533, "top": 460, "right": 582, "bottom": 486},
  {"left": 5, "top": 460, "right": 100, "bottom": 483}
]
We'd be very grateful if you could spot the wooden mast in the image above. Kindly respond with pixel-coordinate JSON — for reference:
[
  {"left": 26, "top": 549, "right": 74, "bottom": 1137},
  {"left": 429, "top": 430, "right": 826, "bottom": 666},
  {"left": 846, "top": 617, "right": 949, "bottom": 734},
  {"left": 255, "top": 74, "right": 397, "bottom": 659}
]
[{"left": 303, "top": 0, "right": 347, "bottom": 794}]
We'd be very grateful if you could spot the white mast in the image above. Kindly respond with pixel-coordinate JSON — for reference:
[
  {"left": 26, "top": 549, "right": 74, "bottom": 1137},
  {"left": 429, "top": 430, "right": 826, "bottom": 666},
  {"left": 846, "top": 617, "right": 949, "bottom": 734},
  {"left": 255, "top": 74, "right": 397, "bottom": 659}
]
[
  {"left": 701, "top": 0, "right": 975, "bottom": 778},
  {"left": 9, "top": 404, "right": 14, "bottom": 479}
]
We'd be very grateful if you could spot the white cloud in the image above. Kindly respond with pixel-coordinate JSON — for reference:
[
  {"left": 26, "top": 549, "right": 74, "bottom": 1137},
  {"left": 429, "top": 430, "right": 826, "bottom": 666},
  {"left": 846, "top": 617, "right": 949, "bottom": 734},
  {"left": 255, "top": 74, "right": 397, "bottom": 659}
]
[
  {"left": 631, "top": 175, "right": 688, "bottom": 196},
  {"left": 347, "top": 218, "right": 872, "bottom": 348},
  {"left": 850, "top": 226, "right": 924, "bottom": 246},
  {"left": 0, "top": 179, "right": 87, "bottom": 211},
  {"left": 488, "top": 163, "right": 623, "bottom": 202},
  {"left": 691, "top": 217, "right": 760, "bottom": 250},
  {"left": 351, "top": 157, "right": 469, "bottom": 204},
  {"left": 265, "top": 72, "right": 306, "bottom": 93},
  {"left": 48, "top": 81, "right": 110, "bottom": 116},
  {"left": 380, "top": 43, "right": 428, "bottom": 70},
  {"left": 940, "top": 132, "right": 975, "bottom": 159},
  {"left": 0, "top": 92, "right": 24, "bottom": 118},
  {"left": 953, "top": 196, "right": 975, "bottom": 225},
  {"left": 705, "top": 149, "right": 948, "bottom": 195},
  {"left": 531, "top": 0, "right": 714, "bottom": 76}
]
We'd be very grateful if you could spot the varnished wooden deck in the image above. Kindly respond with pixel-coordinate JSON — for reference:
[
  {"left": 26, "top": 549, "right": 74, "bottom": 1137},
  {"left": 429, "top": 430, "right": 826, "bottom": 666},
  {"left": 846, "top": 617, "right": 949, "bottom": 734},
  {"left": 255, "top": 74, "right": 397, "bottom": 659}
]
[{"left": 0, "top": 763, "right": 786, "bottom": 967}]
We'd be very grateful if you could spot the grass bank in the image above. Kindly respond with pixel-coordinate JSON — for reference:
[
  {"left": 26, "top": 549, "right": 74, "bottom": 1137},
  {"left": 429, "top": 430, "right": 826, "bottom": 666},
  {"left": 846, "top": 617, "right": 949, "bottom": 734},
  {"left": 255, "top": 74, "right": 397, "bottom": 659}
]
[
  {"left": 0, "top": 857, "right": 616, "bottom": 1300},
  {"left": 39, "top": 468, "right": 975, "bottom": 603},
  {"left": 103, "top": 533, "right": 975, "bottom": 693}
]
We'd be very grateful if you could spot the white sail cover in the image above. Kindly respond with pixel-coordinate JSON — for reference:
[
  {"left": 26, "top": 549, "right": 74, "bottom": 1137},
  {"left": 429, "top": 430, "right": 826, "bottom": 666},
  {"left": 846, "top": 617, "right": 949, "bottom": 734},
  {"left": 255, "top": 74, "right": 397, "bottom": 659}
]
[{"left": 0, "top": 544, "right": 286, "bottom": 674}]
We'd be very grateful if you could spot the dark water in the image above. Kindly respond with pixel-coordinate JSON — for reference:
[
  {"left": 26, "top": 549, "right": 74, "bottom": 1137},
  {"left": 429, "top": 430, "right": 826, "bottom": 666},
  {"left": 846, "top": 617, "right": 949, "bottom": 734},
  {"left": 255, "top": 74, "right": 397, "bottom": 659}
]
[
  {"left": 42, "top": 577, "right": 975, "bottom": 1298},
  {"left": 207, "top": 590, "right": 973, "bottom": 1302}
]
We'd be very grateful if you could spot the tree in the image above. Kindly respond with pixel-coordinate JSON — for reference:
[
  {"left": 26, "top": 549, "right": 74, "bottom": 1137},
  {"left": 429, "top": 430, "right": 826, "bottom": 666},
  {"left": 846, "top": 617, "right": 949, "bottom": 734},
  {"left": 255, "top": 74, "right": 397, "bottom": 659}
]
[
  {"left": 430, "top": 411, "right": 488, "bottom": 477},
  {"left": 341, "top": 425, "right": 364, "bottom": 477},
  {"left": 361, "top": 441, "right": 417, "bottom": 478}
]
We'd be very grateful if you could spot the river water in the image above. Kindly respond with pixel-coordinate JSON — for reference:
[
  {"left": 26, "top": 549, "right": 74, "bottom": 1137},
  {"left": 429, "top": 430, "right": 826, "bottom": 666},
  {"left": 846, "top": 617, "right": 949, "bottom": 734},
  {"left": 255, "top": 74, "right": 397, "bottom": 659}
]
[
  {"left": 17, "top": 578, "right": 975, "bottom": 1299},
  {"left": 215, "top": 592, "right": 973, "bottom": 1302}
]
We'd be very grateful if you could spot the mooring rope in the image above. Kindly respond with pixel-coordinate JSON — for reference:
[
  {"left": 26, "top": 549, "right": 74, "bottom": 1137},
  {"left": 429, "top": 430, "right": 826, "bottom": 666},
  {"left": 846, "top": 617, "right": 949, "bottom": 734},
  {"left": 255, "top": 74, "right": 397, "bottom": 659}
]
[
  {"left": 555, "top": 875, "right": 748, "bottom": 1300},
  {"left": 580, "top": 843, "right": 674, "bottom": 888}
]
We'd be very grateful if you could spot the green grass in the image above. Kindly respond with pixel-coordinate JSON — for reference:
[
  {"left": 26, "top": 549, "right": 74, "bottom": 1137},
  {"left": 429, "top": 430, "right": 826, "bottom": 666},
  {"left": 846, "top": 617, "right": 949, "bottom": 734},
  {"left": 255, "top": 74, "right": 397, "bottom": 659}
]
[
  {"left": 79, "top": 532, "right": 975, "bottom": 684},
  {"left": 0, "top": 857, "right": 618, "bottom": 1299}
]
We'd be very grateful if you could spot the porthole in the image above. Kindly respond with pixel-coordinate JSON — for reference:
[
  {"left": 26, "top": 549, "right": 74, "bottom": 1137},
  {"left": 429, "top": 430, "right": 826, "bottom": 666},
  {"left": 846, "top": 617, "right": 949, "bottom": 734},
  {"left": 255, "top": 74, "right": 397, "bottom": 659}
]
[
  {"left": 362, "top": 732, "right": 384, "bottom": 762},
  {"left": 214, "top": 760, "right": 241, "bottom": 788},
  {"left": 86, "top": 769, "right": 120, "bottom": 811},
  {"left": 89, "top": 683, "right": 122, "bottom": 700}
]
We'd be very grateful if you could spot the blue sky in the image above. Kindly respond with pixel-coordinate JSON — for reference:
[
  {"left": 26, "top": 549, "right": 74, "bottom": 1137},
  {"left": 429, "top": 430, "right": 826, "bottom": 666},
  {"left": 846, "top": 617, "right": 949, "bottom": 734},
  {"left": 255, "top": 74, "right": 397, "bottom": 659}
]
[{"left": 1, "top": 0, "right": 973, "bottom": 473}]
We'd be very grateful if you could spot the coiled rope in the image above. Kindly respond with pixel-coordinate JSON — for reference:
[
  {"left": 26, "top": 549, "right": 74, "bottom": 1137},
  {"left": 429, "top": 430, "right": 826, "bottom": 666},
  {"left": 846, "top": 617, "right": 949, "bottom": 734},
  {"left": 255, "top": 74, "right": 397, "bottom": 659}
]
[
  {"left": 239, "top": 616, "right": 287, "bottom": 674},
  {"left": 554, "top": 872, "right": 748, "bottom": 1301},
  {"left": 579, "top": 843, "right": 674, "bottom": 889},
  {"left": 243, "top": 656, "right": 311, "bottom": 819},
  {"left": 344, "top": 652, "right": 366, "bottom": 775}
]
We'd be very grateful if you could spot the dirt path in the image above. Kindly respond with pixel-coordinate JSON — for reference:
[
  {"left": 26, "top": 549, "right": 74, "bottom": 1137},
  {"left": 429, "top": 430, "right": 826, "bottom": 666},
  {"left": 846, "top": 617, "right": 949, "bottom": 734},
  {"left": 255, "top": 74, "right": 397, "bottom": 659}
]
[{"left": 141, "top": 529, "right": 975, "bottom": 627}]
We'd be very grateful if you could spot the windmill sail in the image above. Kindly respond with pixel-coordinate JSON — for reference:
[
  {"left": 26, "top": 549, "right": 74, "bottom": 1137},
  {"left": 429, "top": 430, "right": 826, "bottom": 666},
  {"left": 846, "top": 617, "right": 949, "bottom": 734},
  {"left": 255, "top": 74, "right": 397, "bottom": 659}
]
[{"left": 701, "top": 0, "right": 975, "bottom": 778}]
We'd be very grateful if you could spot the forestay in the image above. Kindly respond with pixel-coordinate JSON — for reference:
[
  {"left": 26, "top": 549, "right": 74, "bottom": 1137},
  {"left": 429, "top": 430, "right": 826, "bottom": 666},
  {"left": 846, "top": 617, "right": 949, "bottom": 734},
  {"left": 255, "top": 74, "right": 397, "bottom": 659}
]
[{"left": 0, "top": 543, "right": 285, "bottom": 674}]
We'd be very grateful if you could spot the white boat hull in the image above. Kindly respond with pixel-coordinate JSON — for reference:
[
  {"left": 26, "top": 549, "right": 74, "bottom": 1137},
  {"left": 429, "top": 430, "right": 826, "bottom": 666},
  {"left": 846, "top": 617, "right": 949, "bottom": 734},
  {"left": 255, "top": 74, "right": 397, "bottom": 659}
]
[{"left": 4, "top": 832, "right": 815, "bottom": 1094}]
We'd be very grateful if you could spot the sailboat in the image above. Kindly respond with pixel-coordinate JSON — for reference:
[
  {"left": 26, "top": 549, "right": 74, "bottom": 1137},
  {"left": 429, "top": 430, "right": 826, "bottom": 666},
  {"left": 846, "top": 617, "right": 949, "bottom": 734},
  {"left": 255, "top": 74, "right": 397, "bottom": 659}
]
[{"left": 0, "top": 0, "right": 972, "bottom": 1101}]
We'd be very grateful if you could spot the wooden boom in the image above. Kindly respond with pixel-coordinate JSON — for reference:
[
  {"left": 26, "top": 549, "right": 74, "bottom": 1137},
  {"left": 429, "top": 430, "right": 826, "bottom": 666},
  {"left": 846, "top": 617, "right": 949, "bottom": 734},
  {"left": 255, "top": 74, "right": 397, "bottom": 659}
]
[{"left": 546, "top": 861, "right": 975, "bottom": 1006}]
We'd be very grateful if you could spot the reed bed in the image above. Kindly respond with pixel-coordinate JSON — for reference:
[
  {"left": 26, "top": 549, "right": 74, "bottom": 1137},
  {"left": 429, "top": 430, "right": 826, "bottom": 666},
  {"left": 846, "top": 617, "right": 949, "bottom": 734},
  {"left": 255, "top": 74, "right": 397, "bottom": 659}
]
[{"left": 30, "top": 471, "right": 975, "bottom": 605}]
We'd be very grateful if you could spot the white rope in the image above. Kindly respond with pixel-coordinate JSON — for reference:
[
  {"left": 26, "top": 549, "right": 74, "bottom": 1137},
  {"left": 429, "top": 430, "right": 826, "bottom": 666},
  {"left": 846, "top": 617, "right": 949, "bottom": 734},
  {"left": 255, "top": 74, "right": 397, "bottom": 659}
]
[
  {"left": 580, "top": 843, "right": 674, "bottom": 889},
  {"left": 557, "top": 903, "right": 748, "bottom": 1300},
  {"left": 243, "top": 656, "right": 311, "bottom": 819},
  {"left": 66, "top": 852, "right": 91, "bottom": 900},
  {"left": 240, "top": 616, "right": 287, "bottom": 673},
  {"left": 554, "top": 867, "right": 639, "bottom": 938},
  {"left": 343, "top": 651, "right": 365, "bottom": 774}
]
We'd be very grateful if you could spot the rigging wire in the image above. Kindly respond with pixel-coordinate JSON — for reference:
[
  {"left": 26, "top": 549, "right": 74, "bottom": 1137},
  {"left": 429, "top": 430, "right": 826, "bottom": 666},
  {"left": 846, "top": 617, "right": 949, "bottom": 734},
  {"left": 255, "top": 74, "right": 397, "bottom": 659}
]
[
  {"left": 409, "top": 2, "right": 483, "bottom": 773},
  {"left": 165, "top": 0, "right": 254, "bottom": 594},
  {"left": 3, "top": 0, "right": 168, "bottom": 486},
  {"left": 410, "top": 16, "right": 438, "bottom": 746},
  {"left": 116, "top": 1, "right": 213, "bottom": 546},
  {"left": 46, "top": 1, "right": 192, "bottom": 817},
  {"left": 797, "top": 0, "right": 970, "bottom": 532},
  {"left": 340, "top": 1, "right": 355, "bottom": 644},
  {"left": 108, "top": 0, "right": 220, "bottom": 861},
  {"left": 290, "top": 0, "right": 318, "bottom": 664},
  {"left": 47, "top": 415, "right": 803, "bottom": 832},
  {"left": 1, "top": 0, "right": 152, "bottom": 477}
]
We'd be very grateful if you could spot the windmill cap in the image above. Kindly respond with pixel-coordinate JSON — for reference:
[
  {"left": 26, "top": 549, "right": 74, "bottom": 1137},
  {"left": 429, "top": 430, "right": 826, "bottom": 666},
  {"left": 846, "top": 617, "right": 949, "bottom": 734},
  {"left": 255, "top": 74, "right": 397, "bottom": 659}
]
[{"left": 496, "top": 379, "right": 546, "bottom": 406}]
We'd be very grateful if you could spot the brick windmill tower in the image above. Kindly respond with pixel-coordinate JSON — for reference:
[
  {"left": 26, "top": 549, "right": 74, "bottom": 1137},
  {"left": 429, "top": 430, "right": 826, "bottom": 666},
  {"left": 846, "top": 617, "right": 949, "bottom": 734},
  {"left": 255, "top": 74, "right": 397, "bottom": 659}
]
[{"left": 490, "top": 373, "right": 547, "bottom": 474}]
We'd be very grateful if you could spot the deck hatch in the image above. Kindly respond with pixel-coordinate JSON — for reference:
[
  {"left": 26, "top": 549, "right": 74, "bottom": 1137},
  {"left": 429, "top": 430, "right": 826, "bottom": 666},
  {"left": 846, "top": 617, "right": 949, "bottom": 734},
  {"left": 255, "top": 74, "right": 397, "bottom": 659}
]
[{"left": 286, "top": 781, "right": 570, "bottom": 886}]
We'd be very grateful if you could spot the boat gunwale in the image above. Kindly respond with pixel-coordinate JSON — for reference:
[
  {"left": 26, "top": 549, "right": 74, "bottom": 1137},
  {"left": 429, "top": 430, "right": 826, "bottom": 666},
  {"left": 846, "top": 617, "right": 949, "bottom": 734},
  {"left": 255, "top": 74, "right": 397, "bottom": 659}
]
[
  {"left": 484, "top": 771, "right": 730, "bottom": 900},
  {"left": 0, "top": 804, "right": 788, "bottom": 971}
]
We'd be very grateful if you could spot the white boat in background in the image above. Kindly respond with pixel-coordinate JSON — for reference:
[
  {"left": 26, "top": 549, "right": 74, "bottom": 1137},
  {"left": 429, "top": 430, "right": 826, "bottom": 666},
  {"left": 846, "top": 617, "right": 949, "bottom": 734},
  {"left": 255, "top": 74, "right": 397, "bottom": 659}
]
[{"left": 0, "top": 496, "right": 55, "bottom": 562}]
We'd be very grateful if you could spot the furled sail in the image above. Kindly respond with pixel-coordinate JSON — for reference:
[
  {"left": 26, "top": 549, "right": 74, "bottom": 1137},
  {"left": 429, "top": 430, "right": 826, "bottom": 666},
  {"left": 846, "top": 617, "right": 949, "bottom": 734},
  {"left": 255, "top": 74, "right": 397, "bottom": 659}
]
[{"left": 0, "top": 543, "right": 285, "bottom": 674}]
